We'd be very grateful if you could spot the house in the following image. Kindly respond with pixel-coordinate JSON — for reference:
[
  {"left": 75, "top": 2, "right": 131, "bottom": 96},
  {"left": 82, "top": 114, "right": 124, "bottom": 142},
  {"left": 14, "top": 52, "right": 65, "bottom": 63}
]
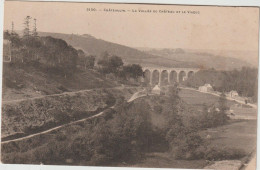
[
  {"left": 228, "top": 90, "right": 239, "bottom": 98},
  {"left": 152, "top": 85, "right": 162, "bottom": 95},
  {"left": 198, "top": 84, "right": 213, "bottom": 92}
]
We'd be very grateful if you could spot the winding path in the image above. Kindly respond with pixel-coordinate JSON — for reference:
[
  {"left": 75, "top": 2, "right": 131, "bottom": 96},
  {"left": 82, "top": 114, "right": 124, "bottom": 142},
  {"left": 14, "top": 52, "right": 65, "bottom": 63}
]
[{"left": 1, "top": 88, "right": 145, "bottom": 144}]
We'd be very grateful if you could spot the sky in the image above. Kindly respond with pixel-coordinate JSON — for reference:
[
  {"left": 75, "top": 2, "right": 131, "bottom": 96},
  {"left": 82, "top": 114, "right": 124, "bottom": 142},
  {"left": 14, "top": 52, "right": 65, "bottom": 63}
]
[{"left": 3, "top": 1, "right": 260, "bottom": 57}]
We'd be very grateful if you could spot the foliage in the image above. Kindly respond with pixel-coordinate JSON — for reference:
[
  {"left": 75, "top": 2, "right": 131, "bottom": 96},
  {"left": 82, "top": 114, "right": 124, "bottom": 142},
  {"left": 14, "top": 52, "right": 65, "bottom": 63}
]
[
  {"left": 196, "top": 93, "right": 229, "bottom": 129},
  {"left": 4, "top": 32, "right": 79, "bottom": 78},
  {"left": 97, "top": 52, "right": 143, "bottom": 83},
  {"left": 77, "top": 49, "right": 96, "bottom": 70},
  {"left": 97, "top": 53, "right": 123, "bottom": 75},
  {"left": 184, "top": 68, "right": 258, "bottom": 101},
  {"left": 121, "top": 64, "right": 143, "bottom": 80},
  {"left": 4, "top": 31, "right": 22, "bottom": 48},
  {"left": 23, "top": 16, "right": 31, "bottom": 38},
  {"left": 218, "top": 92, "right": 229, "bottom": 112},
  {"left": 89, "top": 101, "right": 154, "bottom": 164},
  {"left": 171, "top": 132, "right": 205, "bottom": 160}
]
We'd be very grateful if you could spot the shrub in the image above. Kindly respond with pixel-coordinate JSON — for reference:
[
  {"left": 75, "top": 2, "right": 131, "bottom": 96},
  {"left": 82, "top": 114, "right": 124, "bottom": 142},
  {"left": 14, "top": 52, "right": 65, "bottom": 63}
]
[
  {"left": 171, "top": 132, "right": 205, "bottom": 160},
  {"left": 199, "top": 109, "right": 229, "bottom": 128}
]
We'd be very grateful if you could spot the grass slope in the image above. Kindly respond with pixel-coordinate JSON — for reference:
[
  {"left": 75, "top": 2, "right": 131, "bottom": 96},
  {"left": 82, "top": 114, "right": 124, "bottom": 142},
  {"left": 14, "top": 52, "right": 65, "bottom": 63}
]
[{"left": 2, "top": 62, "right": 115, "bottom": 101}]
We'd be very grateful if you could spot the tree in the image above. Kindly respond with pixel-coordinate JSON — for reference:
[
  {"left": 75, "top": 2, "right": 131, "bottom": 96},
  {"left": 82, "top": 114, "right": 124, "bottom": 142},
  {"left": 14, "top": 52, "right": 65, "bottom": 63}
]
[
  {"left": 77, "top": 49, "right": 95, "bottom": 70},
  {"left": 32, "top": 18, "right": 38, "bottom": 37},
  {"left": 122, "top": 64, "right": 143, "bottom": 80},
  {"left": 3, "top": 30, "right": 11, "bottom": 40},
  {"left": 97, "top": 54, "right": 123, "bottom": 75},
  {"left": 97, "top": 51, "right": 109, "bottom": 66},
  {"left": 23, "top": 16, "right": 31, "bottom": 38},
  {"left": 108, "top": 55, "right": 123, "bottom": 73},
  {"left": 39, "top": 36, "right": 78, "bottom": 77},
  {"left": 85, "top": 55, "right": 95, "bottom": 69},
  {"left": 97, "top": 52, "right": 109, "bottom": 73},
  {"left": 184, "top": 67, "right": 258, "bottom": 99},
  {"left": 215, "top": 92, "right": 229, "bottom": 125},
  {"left": 218, "top": 92, "right": 228, "bottom": 113}
]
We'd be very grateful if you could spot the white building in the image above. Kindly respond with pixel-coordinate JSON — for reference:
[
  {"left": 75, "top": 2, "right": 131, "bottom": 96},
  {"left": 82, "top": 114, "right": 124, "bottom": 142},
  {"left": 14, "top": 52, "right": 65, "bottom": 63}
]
[
  {"left": 198, "top": 84, "right": 213, "bottom": 92},
  {"left": 228, "top": 90, "right": 239, "bottom": 98},
  {"left": 152, "top": 85, "right": 161, "bottom": 95}
]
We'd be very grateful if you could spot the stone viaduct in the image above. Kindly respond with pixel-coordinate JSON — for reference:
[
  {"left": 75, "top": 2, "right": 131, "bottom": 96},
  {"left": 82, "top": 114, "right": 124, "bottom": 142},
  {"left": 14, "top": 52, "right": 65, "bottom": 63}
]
[{"left": 143, "top": 66, "right": 200, "bottom": 86}]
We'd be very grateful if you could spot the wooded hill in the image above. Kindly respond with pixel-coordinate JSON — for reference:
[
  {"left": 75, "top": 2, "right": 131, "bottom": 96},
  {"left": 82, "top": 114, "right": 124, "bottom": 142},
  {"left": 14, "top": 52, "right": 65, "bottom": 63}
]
[
  {"left": 38, "top": 32, "right": 253, "bottom": 70},
  {"left": 3, "top": 31, "right": 115, "bottom": 100},
  {"left": 38, "top": 32, "right": 197, "bottom": 68}
]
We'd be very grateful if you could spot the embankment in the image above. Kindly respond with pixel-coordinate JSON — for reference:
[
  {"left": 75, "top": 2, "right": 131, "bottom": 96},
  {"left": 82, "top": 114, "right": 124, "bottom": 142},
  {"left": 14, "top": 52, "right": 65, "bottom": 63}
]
[{"left": 1, "top": 87, "right": 140, "bottom": 141}]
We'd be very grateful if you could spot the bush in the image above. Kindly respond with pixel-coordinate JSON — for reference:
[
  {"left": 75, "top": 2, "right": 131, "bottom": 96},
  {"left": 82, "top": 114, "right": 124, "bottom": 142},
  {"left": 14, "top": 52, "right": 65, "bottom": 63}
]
[
  {"left": 171, "top": 132, "right": 205, "bottom": 160},
  {"left": 199, "top": 109, "right": 229, "bottom": 128}
]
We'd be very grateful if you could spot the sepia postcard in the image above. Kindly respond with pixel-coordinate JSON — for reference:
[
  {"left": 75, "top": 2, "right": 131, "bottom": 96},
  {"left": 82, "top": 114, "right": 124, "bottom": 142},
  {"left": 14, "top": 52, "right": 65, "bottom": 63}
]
[{"left": 1, "top": 1, "right": 259, "bottom": 170}]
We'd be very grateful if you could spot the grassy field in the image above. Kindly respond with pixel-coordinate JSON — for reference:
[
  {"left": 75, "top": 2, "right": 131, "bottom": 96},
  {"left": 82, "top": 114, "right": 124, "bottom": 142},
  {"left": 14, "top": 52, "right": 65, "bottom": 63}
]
[
  {"left": 178, "top": 88, "right": 237, "bottom": 107},
  {"left": 201, "top": 119, "right": 257, "bottom": 155},
  {"left": 179, "top": 88, "right": 257, "bottom": 120}
]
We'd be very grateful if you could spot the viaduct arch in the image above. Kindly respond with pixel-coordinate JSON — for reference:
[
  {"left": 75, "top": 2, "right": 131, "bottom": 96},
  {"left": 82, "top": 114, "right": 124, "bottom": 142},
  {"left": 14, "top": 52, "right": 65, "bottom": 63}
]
[{"left": 143, "top": 67, "right": 199, "bottom": 86}]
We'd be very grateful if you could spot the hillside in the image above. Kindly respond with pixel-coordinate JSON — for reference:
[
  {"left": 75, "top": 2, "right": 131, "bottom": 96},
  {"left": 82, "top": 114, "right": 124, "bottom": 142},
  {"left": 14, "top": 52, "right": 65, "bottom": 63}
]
[
  {"left": 3, "top": 63, "right": 115, "bottom": 101},
  {"left": 38, "top": 32, "right": 196, "bottom": 68},
  {"left": 137, "top": 48, "right": 253, "bottom": 70},
  {"left": 2, "top": 32, "right": 116, "bottom": 101}
]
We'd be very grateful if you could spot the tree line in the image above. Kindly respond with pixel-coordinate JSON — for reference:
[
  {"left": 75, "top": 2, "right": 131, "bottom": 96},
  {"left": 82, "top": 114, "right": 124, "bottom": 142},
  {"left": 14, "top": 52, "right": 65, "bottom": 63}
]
[
  {"left": 184, "top": 67, "right": 258, "bottom": 102},
  {"left": 96, "top": 51, "right": 143, "bottom": 82},
  {"left": 4, "top": 16, "right": 144, "bottom": 81}
]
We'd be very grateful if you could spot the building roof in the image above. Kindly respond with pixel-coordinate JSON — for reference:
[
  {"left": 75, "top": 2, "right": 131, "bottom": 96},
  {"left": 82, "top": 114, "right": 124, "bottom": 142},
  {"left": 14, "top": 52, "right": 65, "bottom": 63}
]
[
  {"left": 152, "top": 85, "right": 161, "bottom": 91},
  {"left": 204, "top": 84, "right": 212, "bottom": 87}
]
